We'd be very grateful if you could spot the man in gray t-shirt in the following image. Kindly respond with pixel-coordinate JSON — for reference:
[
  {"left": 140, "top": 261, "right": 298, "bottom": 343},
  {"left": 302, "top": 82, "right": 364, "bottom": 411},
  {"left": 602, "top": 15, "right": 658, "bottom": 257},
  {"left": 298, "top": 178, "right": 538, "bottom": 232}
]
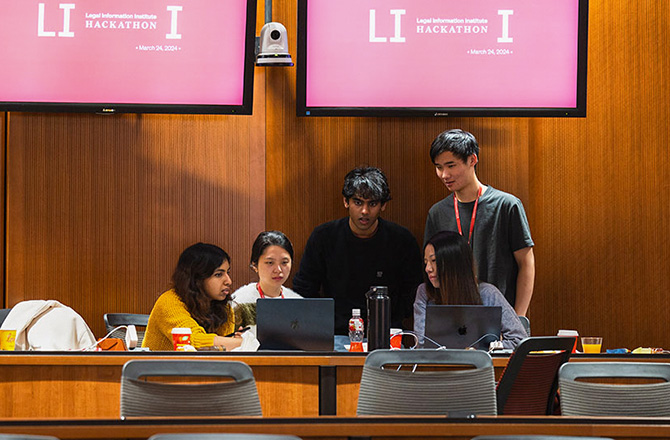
[{"left": 424, "top": 129, "right": 535, "bottom": 316}]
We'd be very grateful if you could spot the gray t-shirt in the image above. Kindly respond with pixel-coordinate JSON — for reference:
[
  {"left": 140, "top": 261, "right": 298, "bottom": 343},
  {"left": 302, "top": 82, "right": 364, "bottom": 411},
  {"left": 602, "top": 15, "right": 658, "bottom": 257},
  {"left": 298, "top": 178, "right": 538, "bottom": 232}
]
[{"left": 424, "top": 186, "right": 534, "bottom": 307}]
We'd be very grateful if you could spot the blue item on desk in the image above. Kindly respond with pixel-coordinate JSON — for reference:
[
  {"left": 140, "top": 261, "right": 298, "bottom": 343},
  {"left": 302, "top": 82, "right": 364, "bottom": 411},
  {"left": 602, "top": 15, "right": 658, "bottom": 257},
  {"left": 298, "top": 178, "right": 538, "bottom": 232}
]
[
  {"left": 606, "top": 348, "right": 629, "bottom": 354},
  {"left": 334, "top": 335, "right": 349, "bottom": 352}
]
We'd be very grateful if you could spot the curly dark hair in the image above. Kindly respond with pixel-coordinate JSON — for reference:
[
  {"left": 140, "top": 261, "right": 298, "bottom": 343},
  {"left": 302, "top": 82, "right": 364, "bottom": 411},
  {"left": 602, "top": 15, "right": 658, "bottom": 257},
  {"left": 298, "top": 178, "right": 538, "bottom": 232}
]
[
  {"left": 341, "top": 167, "right": 391, "bottom": 203},
  {"left": 172, "top": 242, "right": 232, "bottom": 332}
]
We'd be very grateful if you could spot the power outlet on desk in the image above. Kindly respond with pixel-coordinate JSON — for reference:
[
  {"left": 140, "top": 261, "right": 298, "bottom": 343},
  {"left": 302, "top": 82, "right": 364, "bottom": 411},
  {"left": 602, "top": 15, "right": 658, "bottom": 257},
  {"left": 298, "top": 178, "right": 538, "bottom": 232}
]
[{"left": 125, "top": 325, "right": 138, "bottom": 350}]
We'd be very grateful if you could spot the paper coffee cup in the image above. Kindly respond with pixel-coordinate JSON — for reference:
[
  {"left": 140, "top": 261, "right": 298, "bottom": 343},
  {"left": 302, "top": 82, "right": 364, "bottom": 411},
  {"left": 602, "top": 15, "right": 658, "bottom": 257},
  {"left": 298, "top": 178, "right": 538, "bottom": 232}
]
[
  {"left": 0, "top": 329, "right": 16, "bottom": 351},
  {"left": 390, "top": 328, "right": 402, "bottom": 349},
  {"left": 557, "top": 329, "right": 579, "bottom": 353},
  {"left": 171, "top": 327, "right": 192, "bottom": 351}
]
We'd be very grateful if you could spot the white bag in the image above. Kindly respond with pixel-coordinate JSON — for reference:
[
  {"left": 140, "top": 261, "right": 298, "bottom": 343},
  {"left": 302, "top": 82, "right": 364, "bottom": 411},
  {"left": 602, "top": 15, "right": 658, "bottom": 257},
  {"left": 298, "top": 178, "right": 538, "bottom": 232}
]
[{"left": 1, "top": 300, "right": 96, "bottom": 350}]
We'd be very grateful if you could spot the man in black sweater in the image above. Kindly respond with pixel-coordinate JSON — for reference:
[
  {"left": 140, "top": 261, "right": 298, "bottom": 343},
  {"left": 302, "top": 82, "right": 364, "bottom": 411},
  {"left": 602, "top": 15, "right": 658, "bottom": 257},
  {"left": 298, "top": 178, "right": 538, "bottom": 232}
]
[{"left": 292, "top": 167, "right": 424, "bottom": 335}]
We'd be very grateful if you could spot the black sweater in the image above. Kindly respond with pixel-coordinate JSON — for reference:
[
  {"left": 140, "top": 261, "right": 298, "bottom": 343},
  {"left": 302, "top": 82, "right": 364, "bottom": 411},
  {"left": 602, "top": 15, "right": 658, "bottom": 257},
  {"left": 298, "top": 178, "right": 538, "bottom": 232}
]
[{"left": 292, "top": 217, "right": 423, "bottom": 334}]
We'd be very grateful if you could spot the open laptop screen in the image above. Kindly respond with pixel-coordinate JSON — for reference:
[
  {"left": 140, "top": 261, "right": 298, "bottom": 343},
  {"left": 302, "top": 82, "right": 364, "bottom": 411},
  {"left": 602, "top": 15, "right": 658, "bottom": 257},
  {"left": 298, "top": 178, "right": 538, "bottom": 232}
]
[
  {"left": 256, "top": 298, "right": 334, "bottom": 351},
  {"left": 425, "top": 305, "right": 502, "bottom": 350}
]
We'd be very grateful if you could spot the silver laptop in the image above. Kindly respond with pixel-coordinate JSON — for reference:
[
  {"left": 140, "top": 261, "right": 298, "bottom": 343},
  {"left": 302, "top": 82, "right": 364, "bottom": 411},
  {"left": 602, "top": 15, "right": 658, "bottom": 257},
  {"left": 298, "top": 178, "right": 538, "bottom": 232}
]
[
  {"left": 256, "top": 298, "right": 334, "bottom": 351},
  {"left": 424, "top": 305, "right": 502, "bottom": 350}
]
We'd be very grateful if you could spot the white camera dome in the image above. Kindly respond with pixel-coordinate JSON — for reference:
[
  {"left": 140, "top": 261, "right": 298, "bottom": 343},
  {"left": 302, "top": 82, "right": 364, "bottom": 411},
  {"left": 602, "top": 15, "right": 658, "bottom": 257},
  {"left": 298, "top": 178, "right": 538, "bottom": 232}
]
[{"left": 257, "top": 22, "right": 293, "bottom": 66}]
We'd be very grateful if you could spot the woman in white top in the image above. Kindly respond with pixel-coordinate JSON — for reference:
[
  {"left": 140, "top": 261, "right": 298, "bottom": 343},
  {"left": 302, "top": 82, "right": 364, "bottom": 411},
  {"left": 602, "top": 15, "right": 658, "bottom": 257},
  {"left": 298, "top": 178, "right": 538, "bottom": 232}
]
[{"left": 232, "top": 231, "right": 301, "bottom": 328}]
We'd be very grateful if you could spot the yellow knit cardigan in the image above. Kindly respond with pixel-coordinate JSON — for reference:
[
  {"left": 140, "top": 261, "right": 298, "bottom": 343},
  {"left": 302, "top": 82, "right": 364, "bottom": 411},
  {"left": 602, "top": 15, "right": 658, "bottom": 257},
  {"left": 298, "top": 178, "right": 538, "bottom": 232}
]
[{"left": 142, "top": 289, "right": 236, "bottom": 351}]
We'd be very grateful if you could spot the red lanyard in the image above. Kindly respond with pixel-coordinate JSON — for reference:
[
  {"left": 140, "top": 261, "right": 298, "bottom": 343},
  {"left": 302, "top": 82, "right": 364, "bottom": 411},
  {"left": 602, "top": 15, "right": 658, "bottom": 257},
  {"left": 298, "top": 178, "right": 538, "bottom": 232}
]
[
  {"left": 256, "top": 283, "right": 284, "bottom": 299},
  {"left": 454, "top": 185, "right": 482, "bottom": 245}
]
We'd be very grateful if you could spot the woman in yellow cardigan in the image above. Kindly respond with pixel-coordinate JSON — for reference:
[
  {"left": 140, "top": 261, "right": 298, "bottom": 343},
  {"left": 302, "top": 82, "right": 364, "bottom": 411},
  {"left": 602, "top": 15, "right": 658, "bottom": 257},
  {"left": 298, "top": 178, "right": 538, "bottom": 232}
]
[{"left": 143, "top": 243, "right": 243, "bottom": 351}]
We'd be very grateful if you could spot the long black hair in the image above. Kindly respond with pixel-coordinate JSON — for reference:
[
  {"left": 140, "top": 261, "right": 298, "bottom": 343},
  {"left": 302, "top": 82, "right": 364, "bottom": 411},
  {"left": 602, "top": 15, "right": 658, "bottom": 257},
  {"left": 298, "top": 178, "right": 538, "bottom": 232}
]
[
  {"left": 424, "top": 231, "right": 482, "bottom": 306},
  {"left": 172, "top": 242, "right": 231, "bottom": 332}
]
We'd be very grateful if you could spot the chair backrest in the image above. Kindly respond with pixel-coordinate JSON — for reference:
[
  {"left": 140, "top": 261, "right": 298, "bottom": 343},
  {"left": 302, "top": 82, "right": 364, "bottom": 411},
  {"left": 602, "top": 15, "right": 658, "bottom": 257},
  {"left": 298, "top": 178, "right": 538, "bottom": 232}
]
[
  {"left": 356, "top": 349, "right": 496, "bottom": 416},
  {"left": 0, "top": 308, "right": 12, "bottom": 327},
  {"left": 104, "top": 313, "right": 149, "bottom": 346},
  {"left": 472, "top": 436, "right": 614, "bottom": 440},
  {"left": 0, "top": 436, "right": 60, "bottom": 440},
  {"left": 120, "top": 360, "right": 262, "bottom": 418},
  {"left": 496, "top": 336, "right": 574, "bottom": 415},
  {"left": 558, "top": 362, "right": 670, "bottom": 416},
  {"left": 517, "top": 315, "right": 531, "bottom": 336},
  {"left": 149, "top": 435, "right": 302, "bottom": 440}
]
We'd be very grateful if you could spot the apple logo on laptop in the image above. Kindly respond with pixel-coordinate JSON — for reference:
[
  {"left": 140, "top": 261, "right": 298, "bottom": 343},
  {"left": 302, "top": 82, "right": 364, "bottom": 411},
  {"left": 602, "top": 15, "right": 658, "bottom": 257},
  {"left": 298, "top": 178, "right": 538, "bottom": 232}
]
[{"left": 458, "top": 325, "right": 468, "bottom": 335}]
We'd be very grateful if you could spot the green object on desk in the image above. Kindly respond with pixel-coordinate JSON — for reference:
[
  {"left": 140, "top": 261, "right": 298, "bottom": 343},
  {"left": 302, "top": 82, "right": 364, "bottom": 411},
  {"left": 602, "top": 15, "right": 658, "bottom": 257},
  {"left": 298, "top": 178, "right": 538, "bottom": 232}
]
[{"left": 235, "top": 302, "right": 257, "bottom": 327}]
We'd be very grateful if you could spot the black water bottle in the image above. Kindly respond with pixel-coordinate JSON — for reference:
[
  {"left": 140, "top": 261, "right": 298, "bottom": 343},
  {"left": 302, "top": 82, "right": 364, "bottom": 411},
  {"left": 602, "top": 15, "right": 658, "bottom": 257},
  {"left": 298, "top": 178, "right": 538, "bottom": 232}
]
[{"left": 366, "top": 286, "right": 390, "bottom": 351}]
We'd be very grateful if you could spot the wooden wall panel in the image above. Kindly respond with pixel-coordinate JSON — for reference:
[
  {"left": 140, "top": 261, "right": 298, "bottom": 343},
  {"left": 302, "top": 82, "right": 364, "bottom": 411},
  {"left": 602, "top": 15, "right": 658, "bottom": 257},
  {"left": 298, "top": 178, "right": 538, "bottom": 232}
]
[
  {"left": 529, "top": 0, "right": 670, "bottom": 347},
  {"left": 3, "top": 0, "right": 670, "bottom": 352},
  {"left": 265, "top": 2, "right": 532, "bottom": 299},
  {"left": 266, "top": 0, "right": 670, "bottom": 350},
  {"left": 265, "top": 114, "right": 532, "bottom": 289},
  {"left": 5, "top": 93, "right": 265, "bottom": 337}
]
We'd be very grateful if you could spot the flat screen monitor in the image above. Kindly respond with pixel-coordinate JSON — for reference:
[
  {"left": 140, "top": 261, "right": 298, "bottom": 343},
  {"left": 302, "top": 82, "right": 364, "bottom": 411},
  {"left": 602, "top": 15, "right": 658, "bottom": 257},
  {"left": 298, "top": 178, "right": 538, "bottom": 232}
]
[
  {"left": 0, "top": 0, "right": 257, "bottom": 114},
  {"left": 297, "top": 0, "right": 589, "bottom": 117}
]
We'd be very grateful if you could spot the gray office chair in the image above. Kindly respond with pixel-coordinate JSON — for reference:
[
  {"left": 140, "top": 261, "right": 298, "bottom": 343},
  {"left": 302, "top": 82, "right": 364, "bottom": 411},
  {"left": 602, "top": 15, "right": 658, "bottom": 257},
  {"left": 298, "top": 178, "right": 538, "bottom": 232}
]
[
  {"left": 356, "top": 349, "right": 496, "bottom": 416},
  {"left": 517, "top": 315, "right": 531, "bottom": 336},
  {"left": 0, "top": 308, "right": 12, "bottom": 327},
  {"left": 473, "top": 437, "right": 614, "bottom": 440},
  {"left": 0, "top": 436, "right": 60, "bottom": 440},
  {"left": 120, "top": 360, "right": 262, "bottom": 418},
  {"left": 559, "top": 362, "right": 670, "bottom": 416},
  {"left": 149, "top": 435, "right": 301, "bottom": 440},
  {"left": 103, "top": 313, "right": 149, "bottom": 347}
]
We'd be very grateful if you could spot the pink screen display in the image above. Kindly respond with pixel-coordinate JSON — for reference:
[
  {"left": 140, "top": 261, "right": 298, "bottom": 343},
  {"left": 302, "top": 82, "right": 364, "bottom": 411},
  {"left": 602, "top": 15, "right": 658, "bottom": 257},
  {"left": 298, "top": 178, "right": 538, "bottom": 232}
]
[
  {"left": 0, "top": 0, "right": 250, "bottom": 105},
  {"left": 305, "top": 0, "right": 580, "bottom": 108}
]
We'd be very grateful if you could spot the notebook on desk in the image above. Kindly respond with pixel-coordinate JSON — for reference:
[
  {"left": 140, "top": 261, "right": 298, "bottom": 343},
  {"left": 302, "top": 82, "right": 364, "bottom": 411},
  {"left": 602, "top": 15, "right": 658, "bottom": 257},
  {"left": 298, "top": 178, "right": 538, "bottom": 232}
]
[
  {"left": 424, "top": 305, "right": 502, "bottom": 350},
  {"left": 256, "top": 298, "right": 334, "bottom": 351}
]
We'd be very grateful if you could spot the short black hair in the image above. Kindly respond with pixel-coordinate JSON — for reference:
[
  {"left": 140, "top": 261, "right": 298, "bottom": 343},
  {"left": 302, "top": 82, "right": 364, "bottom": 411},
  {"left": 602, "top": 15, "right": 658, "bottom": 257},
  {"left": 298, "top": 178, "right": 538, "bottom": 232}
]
[
  {"left": 430, "top": 129, "right": 480, "bottom": 164},
  {"left": 250, "top": 230, "right": 294, "bottom": 266},
  {"left": 342, "top": 167, "right": 391, "bottom": 203}
]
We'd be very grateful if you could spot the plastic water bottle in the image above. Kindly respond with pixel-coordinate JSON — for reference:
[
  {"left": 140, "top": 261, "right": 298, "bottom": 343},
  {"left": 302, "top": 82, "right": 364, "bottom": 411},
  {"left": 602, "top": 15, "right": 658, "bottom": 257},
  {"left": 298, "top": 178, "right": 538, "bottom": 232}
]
[{"left": 348, "top": 309, "right": 364, "bottom": 352}]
